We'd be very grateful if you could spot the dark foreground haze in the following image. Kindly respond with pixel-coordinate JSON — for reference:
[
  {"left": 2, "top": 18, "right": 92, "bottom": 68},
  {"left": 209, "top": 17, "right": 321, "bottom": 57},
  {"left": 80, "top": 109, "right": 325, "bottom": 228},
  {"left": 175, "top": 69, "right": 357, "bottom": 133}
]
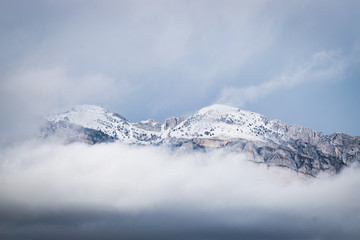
[{"left": 0, "top": 141, "right": 359, "bottom": 240}]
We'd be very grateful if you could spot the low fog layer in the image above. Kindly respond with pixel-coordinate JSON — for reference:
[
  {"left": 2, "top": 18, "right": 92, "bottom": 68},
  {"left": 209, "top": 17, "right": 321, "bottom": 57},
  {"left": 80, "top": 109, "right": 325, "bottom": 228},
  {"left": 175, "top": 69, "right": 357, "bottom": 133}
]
[{"left": 0, "top": 141, "right": 359, "bottom": 239}]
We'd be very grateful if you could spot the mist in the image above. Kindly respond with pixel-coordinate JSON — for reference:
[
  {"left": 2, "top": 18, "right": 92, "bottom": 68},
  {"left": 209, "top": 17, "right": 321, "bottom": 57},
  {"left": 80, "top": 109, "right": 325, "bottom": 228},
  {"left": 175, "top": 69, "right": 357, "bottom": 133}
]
[{"left": 0, "top": 141, "right": 359, "bottom": 239}]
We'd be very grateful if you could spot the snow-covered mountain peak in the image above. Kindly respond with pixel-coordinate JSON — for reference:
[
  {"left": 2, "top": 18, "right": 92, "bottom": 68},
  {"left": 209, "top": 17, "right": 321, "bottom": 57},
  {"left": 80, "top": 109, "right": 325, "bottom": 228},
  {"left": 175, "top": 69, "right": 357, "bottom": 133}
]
[
  {"left": 48, "top": 105, "right": 127, "bottom": 125},
  {"left": 43, "top": 104, "right": 360, "bottom": 177},
  {"left": 44, "top": 104, "right": 332, "bottom": 147},
  {"left": 47, "top": 105, "right": 131, "bottom": 141},
  {"left": 195, "top": 104, "right": 263, "bottom": 123},
  {"left": 71, "top": 104, "right": 108, "bottom": 112},
  {"left": 166, "top": 104, "right": 267, "bottom": 142},
  {"left": 46, "top": 104, "right": 301, "bottom": 144},
  {"left": 197, "top": 104, "right": 240, "bottom": 115},
  {"left": 46, "top": 105, "right": 165, "bottom": 144}
]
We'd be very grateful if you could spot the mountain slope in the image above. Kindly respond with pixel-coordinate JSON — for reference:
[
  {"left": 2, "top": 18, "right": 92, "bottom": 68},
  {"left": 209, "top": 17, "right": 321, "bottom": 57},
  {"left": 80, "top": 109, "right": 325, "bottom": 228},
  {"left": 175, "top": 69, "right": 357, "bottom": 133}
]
[
  {"left": 45, "top": 105, "right": 163, "bottom": 145},
  {"left": 43, "top": 104, "right": 360, "bottom": 177}
]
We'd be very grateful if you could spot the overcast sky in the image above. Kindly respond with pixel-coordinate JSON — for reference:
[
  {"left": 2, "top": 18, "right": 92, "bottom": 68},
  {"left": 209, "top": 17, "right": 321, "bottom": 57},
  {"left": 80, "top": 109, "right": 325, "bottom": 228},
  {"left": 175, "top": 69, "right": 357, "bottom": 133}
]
[
  {"left": 1, "top": 2, "right": 360, "bottom": 239},
  {"left": 1, "top": 0, "right": 359, "bottom": 137}
]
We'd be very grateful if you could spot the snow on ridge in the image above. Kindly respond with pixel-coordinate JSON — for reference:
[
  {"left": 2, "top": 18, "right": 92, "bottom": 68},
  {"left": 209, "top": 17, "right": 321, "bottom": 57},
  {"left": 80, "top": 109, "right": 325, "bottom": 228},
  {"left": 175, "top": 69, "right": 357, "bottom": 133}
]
[
  {"left": 47, "top": 105, "right": 165, "bottom": 144},
  {"left": 164, "top": 104, "right": 268, "bottom": 142},
  {"left": 48, "top": 105, "right": 120, "bottom": 125},
  {"left": 46, "top": 103, "right": 322, "bottom": 145},
  {"left": 196, "top": 104, "right": 263, "bottom": 117},
  {"left": 47, "top": 104, "right": 269, "bottom": 142},
  {"left": 46, "top": 105, "right": 128, "bottom": 139},
  {"left": 48, "top": 105, "right": 108, "bottom": 120},
  {"left": 71, "top": 104, "right": 109, "bottom": 112},
  {"left": 196, "top": 104, "right": 240, "bottom": 115}
]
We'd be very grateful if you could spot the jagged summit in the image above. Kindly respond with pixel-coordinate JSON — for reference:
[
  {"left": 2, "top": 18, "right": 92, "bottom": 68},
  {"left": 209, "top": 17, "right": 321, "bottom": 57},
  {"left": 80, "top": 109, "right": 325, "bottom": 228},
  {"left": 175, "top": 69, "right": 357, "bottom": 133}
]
[
  {"left": 47, "top": 105, "right": 128, "bottom": 138},
  {"left": 165, "top": 103, "right": 274, "bottom": 142},
  {"left": 43, "top": 104, "right": 360, "bottom": 177}
]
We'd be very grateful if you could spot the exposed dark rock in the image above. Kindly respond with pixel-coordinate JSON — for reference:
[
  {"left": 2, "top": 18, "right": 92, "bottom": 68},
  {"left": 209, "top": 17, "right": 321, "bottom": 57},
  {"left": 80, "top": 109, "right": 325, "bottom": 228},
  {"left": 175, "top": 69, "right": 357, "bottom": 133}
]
[
  {"left": 161, "top": 116, "right": 186, "bottom": 131},
  {"left": 42, "top": 122, "right": 116, "bottom": 144},
  {"left": 135, "top": 119, "right": 162, "bottom": 132}
]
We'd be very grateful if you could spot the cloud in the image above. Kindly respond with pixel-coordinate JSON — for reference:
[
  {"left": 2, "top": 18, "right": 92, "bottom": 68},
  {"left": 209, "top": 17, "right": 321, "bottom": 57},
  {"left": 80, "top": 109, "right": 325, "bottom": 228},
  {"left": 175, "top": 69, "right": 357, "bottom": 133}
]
[
  {"left": 217, "top": 50, "right": 348, "bottom": 107},
  {"left": 0, "top": 141, "right": 359, "bottom": 239},
  {"left": 0, "top": 0, "right": 280, "bottom": 139},
  {"left": 0, "top": 66, "right": 135, "bottom": 142},
  {"left": 1, "top": 0, "right": 359, "bottom": 135}
]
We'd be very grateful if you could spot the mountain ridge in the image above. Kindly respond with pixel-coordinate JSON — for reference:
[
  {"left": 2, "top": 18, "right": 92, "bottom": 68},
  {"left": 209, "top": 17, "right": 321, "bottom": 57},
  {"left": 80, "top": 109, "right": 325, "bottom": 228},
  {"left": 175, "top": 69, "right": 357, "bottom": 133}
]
[{"left": 43, "top": 104, "right": 360, "bottom": 177}]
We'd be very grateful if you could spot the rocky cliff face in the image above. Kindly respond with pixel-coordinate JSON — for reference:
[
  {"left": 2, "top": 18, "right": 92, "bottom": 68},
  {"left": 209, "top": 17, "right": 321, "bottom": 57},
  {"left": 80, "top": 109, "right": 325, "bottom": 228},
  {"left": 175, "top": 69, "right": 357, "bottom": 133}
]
[
  {"left": 43, "top": 104, "right": 360, "bottom": 177},
  {"left": 161, "top": 116, "right": 186, "bottom": 131},
  {"left": 135, "top": 119, "right": 162, "bottom": 132}
]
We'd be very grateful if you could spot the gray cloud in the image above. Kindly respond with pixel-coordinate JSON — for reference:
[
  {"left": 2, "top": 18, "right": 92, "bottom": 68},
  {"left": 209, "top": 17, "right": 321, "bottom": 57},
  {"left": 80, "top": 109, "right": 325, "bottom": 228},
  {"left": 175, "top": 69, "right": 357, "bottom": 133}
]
[
  {"left": 0, "top": 0, "right": 278, "bottom": 139},
  {"left": 217, "top": 50, "right": 348, "bottom": 107},
  {"left": 0, "top": 0, "right": 359, "bottom": 135},
  {"left": 0, "top": 67, "right": 134, "bottom": 143}
]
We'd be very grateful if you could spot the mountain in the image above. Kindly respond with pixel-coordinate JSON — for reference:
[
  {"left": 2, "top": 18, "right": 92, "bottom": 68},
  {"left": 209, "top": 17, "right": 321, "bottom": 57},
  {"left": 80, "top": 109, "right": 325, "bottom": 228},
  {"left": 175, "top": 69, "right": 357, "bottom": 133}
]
[{"left": 43, "top": 104, "right": 360, "bottom": 177}]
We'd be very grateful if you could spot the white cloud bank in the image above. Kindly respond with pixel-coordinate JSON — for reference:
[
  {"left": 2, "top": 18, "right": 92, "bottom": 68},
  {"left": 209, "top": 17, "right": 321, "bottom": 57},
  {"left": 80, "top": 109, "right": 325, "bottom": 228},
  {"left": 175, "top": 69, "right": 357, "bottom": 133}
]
[
  {"left": 0, "top": 141, "right": 359, "bottom": 239},
  {"left": 0, "top": 141, "right": 359, "bottom": 213}
]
